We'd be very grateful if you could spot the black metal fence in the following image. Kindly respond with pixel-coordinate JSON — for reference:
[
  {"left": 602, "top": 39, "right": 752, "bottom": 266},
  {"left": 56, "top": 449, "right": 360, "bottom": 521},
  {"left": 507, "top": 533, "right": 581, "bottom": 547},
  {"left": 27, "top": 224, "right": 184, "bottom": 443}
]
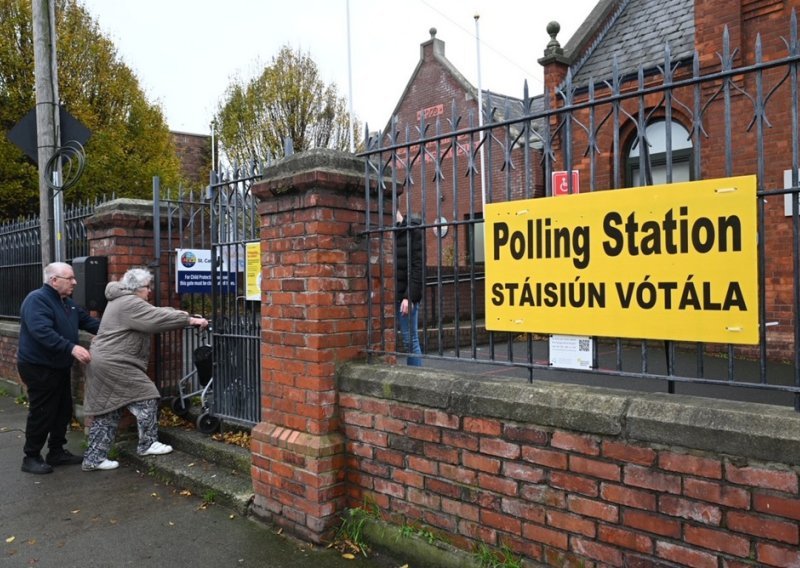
[
  {"left": 363, "top": 15, "right": 800, "bottom": 410},
  {"left": 0, "top": 198, "right": 105, "bottom": 318}
]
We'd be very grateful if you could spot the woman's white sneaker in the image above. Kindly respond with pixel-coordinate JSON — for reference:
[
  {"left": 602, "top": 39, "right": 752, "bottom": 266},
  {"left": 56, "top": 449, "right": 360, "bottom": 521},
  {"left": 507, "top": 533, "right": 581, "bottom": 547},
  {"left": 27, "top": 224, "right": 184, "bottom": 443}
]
[
  {"left": 82, "top": 459, "right": 119, "bottom": 471},
  {"left": 141, "top": 441, "right": 173, "bottom": 456}
]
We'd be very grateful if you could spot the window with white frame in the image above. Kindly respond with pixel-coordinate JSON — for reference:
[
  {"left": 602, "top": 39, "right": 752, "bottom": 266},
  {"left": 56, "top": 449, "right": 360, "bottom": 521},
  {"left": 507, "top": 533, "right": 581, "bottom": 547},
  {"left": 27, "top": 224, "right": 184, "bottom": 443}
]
[{"left": 626, "top": 120, "right": 693, "bottom": 187}]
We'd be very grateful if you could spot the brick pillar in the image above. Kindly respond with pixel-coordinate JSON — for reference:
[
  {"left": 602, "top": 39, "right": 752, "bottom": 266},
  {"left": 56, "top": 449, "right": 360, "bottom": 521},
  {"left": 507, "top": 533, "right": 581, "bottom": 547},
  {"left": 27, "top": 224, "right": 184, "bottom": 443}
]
[
  {"left": 249, "top": 149, "right": 374, "bottom": 542},
  {"left": 85, "top": 198, "right": 157, "bottom": 281}
]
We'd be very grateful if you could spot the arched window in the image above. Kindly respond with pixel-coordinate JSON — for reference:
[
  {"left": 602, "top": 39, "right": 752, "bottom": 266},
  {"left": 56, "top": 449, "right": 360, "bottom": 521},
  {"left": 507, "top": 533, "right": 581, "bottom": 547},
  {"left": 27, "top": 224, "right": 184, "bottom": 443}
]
[{"left": 626, "top": 120, "right": 693, "bottom": 187}]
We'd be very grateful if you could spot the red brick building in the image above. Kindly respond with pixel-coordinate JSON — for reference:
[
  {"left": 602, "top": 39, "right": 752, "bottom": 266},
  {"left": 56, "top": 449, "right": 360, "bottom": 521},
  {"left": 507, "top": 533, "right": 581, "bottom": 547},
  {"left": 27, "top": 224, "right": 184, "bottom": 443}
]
[
  {"left": 171, "top": 130, "right": 213, "bottom": 187},
  {"left": 379, "top": 28, "right": 542, "bottom": 268},
  {"left": 376, "top": 29, "right": 545, "bottom": 327}
]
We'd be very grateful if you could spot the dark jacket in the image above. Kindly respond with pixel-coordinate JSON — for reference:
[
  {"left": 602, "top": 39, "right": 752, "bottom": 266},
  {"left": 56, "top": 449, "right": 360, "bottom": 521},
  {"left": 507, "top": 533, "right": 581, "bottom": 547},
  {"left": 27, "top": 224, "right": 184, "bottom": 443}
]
[
  {"left": 396, "top": 215, "right": 424, "bottom": 303},
  {"left": 18, "top": 284, "right": 100, "bottom": 369}
]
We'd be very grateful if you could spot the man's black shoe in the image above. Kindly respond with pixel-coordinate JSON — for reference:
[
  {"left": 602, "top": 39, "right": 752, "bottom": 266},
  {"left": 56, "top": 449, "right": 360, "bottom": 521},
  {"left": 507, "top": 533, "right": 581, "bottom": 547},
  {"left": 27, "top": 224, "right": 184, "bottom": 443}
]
[
  {"left": 46, "top": 449, "right": 84, "bottom": 466},
  {"left": 21, "top": 455, "right": 54, "bottom": 474}
]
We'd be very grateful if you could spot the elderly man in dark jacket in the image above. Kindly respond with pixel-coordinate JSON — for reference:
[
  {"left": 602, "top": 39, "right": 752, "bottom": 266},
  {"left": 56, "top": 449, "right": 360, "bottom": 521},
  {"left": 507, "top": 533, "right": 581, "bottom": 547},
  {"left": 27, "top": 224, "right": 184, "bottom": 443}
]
[{"left": 17, "top": 262, "right": 101, "bottom": 474}]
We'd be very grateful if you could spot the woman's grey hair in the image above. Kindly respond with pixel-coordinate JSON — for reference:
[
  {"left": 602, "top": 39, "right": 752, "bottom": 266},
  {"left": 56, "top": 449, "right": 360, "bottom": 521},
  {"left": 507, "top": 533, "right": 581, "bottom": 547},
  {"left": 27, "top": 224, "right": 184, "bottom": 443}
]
[{"left": 119, "top": 268, "right": 153, "bottom": 291}]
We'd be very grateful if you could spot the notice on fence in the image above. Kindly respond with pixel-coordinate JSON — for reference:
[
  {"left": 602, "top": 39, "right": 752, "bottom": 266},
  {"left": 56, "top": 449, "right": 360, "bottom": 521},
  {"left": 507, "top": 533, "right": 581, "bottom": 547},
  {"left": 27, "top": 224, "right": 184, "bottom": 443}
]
[
  {"left": 175, "top": 248, "right": 236, "bottom": 294},
  {"left": 245, "top": 242, "right": 261, "bottom": 301},
  {"left": 484, "top": 175, "right": 758, "bottom": 344},
  {"left": 549, "top": 334, "right": 593, "bottom": 370}
]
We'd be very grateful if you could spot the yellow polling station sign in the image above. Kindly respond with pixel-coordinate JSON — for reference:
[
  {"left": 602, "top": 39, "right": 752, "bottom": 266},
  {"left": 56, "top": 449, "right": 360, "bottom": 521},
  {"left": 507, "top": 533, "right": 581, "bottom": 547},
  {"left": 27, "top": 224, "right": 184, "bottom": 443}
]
[{"left": 484, "top": 176, "right": 758, "bottom": 344}]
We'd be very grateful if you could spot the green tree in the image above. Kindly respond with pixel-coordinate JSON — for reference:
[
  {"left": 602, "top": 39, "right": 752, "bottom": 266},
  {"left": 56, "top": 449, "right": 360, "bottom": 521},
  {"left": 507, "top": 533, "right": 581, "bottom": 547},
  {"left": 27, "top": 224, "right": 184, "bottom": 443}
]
[
  {"left": 215, "top": 45, "right": 360, "bottom": 165},
  {"left": 0, "top": 0, "right": 183, "bottom": 220}
]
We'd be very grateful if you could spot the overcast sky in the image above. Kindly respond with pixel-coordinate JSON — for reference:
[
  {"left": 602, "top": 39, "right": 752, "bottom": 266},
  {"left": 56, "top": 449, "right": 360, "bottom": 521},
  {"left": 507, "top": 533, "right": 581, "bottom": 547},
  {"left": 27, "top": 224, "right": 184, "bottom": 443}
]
[{"left": 78, "top": 0, "right": 598, "bottom": 135}]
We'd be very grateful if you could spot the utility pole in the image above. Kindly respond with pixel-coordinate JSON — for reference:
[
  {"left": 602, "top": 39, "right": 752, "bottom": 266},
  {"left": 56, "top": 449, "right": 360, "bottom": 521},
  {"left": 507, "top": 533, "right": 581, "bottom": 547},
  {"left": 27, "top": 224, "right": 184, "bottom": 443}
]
[
  {"left": 32, "top": 0, "right": 60, "bottom": 266},
  {"left": 346, "top": 0, "right": 355, "bottom": 153}
]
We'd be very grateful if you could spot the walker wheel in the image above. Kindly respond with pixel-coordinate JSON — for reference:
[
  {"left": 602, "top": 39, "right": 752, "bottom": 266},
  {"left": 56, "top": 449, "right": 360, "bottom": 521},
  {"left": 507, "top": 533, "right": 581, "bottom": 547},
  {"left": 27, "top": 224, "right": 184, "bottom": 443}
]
[
  {"left": 170, "top": 397, "right": 191, "bottom": 418},
  {"left": 197, "top": 412, "right": 220, "bottom": 434}
]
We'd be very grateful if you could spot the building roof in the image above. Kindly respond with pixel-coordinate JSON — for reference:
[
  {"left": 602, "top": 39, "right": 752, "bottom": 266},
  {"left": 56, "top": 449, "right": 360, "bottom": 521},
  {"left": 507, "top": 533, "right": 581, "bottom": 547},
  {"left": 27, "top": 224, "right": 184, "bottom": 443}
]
[{"left": 566, "top": 0, "right": 695, "bottom": 88}]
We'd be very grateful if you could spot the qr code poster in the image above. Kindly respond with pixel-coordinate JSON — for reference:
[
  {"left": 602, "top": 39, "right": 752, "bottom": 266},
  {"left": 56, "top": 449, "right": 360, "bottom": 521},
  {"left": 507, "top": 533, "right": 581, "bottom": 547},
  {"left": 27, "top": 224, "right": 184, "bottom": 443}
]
[{"left": 549, "top": 334, "right": 593, "bottom": 370}]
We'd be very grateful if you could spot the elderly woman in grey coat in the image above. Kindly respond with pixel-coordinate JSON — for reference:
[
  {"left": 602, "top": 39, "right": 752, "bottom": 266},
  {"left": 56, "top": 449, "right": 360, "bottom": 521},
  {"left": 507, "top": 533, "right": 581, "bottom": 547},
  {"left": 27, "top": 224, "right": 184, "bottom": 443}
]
[{"left": 82, "top": 268, "right": 208, "bottom": 471}]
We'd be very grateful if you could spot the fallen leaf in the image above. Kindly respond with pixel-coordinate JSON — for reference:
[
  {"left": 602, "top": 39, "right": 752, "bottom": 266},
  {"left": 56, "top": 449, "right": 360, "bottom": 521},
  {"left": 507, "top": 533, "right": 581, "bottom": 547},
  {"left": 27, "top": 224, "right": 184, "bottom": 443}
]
[
  {"left": 341, "top": 553, "right": 355, "bottom": 560},
  {"left": 179, "top": 490, "right": 192, "bottom": 497},
  {"left": 27, "top": 539, "right": 36, "bottom": 545},
  {"left": 188, "top": 462, "right": 195, "bottom": 467},
  {"left": 5, "top": 536, "right": 15, "bottom": 543},
  {"left": 71, "top": 510, "right": 80, "bottom": 514}
]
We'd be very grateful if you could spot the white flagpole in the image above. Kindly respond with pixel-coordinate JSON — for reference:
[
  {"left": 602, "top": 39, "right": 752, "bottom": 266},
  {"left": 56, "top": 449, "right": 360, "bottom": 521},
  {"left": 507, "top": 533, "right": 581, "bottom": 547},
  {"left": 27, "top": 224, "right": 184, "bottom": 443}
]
[
  {"left": 474, "top": 14, "right": 486, "bottom": 209},
  {"left": 346, "top": 0, "right": 355, "bottom": 153}
]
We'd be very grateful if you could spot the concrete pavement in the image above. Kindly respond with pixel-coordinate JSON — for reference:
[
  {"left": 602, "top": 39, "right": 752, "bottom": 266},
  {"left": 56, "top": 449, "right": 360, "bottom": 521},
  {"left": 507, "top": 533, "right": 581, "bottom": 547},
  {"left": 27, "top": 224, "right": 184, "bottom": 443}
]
[{"left": 0, "top": 392, "right": 405, "bottom": 568}]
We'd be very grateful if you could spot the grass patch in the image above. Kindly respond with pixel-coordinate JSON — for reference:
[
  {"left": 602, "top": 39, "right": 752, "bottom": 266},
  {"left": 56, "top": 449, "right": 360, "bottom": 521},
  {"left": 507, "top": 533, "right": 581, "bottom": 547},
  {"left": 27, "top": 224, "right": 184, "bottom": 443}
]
[
  {"left": 330, "top": 499, "right": 380, "bottom": 557},
  {"left": 475, "top": 543, "right": 523, "bottom": 568},
  {"left": 399, "top": 522, "right": 440, "bottom": 545}
]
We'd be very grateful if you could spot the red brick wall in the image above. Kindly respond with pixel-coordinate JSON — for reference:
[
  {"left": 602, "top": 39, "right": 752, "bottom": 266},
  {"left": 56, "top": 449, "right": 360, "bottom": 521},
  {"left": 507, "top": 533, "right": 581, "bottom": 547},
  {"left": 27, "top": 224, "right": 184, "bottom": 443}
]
[
  {"left": 0, "top": 324, "right": 20, "bottom": 389},
  {"left": 340, "top": 368, "right": 800, "bottom": 567}
]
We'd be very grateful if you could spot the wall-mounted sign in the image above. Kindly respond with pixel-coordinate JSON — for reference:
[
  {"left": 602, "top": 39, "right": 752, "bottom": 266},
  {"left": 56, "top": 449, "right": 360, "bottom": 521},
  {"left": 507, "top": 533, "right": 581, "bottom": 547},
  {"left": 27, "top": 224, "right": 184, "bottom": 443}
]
[
  {"left": 549, "top": 334, "right": 593, "bottom": 370},
  {"left": 484, "top": 176, "right": 758, "bottom": 344},
  {"left": 245, "top": 242, "right": 261, "bottom": 301},
  {"left": 552, "top": 170, "right": 580, "bottom": 196},
  {"left": 175, "top": 248, "right": 236, "bottom": 294}
]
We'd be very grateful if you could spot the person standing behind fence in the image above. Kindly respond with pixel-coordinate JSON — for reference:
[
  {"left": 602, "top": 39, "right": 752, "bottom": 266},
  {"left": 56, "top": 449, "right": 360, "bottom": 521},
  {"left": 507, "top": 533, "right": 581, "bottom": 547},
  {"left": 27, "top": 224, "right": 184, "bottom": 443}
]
[
  {"left": 17, "top": 262, "right": 101, "bottom": 474},
  {"left": 396, "top": 210, "right": 424, "bottom": 366},
  {"left": 81, "top": 268, "right": 208, "bottom": 471}
]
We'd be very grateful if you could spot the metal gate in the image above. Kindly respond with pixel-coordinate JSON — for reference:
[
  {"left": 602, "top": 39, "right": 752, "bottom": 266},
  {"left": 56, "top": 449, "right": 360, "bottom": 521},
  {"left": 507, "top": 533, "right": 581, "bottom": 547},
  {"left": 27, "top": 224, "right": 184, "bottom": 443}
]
[
  {"left": 207, "top": 162, "right": 264, "bottom": 425},
  {"left": 154, "top": 160, "right": 266, "bottom": 426}
]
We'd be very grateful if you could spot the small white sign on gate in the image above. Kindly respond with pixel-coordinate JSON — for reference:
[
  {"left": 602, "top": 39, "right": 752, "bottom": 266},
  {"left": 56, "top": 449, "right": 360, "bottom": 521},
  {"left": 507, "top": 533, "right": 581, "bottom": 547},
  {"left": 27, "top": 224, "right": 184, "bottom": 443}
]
[{"left": 549, "top": 334, "right": 593, "bottom": 370}]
